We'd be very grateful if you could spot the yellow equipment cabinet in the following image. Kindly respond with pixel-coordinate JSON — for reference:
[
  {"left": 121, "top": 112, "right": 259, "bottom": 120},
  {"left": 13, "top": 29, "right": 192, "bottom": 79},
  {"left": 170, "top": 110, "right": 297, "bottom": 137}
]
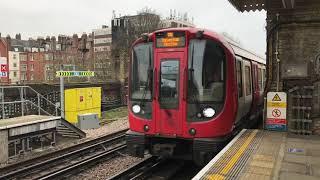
[{"left": 64, "top": 87, "right": 101, "bottom": 124}]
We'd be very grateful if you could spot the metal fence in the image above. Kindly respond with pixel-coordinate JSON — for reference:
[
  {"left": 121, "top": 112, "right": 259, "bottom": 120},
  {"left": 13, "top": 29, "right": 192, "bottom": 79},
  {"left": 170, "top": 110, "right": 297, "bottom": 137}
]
[{"left": 0, "top": 86, "right": 61, "bottom": 119}]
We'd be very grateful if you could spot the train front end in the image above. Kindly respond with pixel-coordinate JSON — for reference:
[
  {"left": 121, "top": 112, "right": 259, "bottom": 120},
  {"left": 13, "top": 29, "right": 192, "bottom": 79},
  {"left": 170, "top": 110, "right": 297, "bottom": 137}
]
[{"left": 126, "top": 28, "right": 238, "bottom": 165}]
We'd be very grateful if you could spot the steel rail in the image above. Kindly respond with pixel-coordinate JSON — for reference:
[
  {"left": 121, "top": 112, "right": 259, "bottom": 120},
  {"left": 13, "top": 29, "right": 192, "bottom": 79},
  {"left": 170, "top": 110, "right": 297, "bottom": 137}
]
[
  {"left": 38, "top": 144, "right": 127, "bottom": 180},
  {"left": 108, "top": 156, "right": 163, "bottom": 180},
  {"left": 0, "top": 129, "right": 128, "bottom": 179}
]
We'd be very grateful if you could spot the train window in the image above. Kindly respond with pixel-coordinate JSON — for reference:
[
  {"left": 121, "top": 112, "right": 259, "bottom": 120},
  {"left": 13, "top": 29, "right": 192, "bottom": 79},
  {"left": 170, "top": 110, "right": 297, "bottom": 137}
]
[
  {"left": 130, "top": 43, "right": 153, "bottom": 100},
  {"left": 245, "top": 65, "right": 252, "bottom": 96},
  {"left": 258, "top": 68, "right": 262, "bottom": 91},
  {"left": 236, "top": 61, "right": 243, "bottom": 97},
  {"left": 159, "top": 60, "right": 179, "bottom": 109}
]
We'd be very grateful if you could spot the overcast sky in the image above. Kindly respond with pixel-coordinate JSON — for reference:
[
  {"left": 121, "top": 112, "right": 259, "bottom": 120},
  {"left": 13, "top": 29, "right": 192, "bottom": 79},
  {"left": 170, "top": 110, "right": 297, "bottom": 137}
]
[{"left": 0, "top": 0, "right": 266, "bottom": 55}]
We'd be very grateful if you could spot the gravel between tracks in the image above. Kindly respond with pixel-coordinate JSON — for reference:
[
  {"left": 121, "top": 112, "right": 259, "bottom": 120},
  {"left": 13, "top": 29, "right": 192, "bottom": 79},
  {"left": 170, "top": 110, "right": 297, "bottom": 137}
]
[
  {"left": 0, "top": 117, "right": 129, "bottom": 167},
  {"left": 84, "top": 117, "right": 128, "bottom": 139},
  {"left": 72, "top": 155, "right": 146, "bottom": 180}
]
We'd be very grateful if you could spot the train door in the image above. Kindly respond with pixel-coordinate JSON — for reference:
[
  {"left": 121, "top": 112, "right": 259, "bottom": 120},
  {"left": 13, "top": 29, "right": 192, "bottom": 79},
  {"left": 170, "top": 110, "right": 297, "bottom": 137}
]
[
  {"left": 235, "top": 57, "right": 245, "bottom": 123},
  {"left": 154, "top": 52, "right": 185, "bottom": 136},
  {"left": 243, "top": 59, "right": 253, "bottom": 117}
]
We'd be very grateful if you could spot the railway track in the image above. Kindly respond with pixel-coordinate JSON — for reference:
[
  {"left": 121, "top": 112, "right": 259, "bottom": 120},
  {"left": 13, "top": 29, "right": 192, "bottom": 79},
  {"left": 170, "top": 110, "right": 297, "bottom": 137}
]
[
  {"left": 108, "top": 156, "right": 185, "bottom": 180},
  {"left": 0, "top": 129, "right": 128, "bottom": 180}
]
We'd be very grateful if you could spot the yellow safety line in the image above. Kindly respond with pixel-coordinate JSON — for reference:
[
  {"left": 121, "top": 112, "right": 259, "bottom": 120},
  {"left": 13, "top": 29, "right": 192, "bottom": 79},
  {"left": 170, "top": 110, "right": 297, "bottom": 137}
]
[{"left": 207, "top": 130, "right": 258, "bottom": 179}]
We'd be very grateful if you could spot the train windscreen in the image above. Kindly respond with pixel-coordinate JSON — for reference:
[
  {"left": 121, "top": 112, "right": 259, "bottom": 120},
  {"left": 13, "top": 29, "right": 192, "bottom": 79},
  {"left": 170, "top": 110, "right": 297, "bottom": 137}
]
[{"left": 131, "top": 43, "right": 153, "bottom": 100}]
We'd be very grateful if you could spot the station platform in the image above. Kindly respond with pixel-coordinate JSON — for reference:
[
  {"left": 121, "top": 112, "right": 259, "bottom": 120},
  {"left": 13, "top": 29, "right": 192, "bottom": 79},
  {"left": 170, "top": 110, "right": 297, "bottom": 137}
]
[
  {"left": 193, "top": 129, "right": 320, "bottom": 180},
  {"left": 0, "top": 115, "right": 61, "bottom": 163},
  {"left": 0, "top": 115, "right": 60, "bottom": 134}
]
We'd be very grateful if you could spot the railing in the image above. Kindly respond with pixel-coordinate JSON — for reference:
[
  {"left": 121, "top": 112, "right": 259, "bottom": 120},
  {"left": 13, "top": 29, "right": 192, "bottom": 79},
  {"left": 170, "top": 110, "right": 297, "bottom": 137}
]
[{"left": 0, "top": 86, "right": 61, "bottom": 119}]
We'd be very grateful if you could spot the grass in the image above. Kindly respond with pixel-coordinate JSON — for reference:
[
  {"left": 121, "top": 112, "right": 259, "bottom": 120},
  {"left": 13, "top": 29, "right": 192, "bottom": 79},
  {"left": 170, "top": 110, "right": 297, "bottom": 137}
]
[{"left": 102, "top": 106, "right": 128, "bottom": 121}]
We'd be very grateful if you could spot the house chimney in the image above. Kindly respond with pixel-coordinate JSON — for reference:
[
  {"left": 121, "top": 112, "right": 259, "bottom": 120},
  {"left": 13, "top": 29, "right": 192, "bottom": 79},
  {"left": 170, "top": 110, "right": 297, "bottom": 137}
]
[
  {"left": 72, "top": 34, "right": 78, "bottom": 48},
  {"left": 15, "top": 33, "right": 21, "bottom": 40},
  {"left": 6, "top": 35, "right": 11, "bottom": 49},
  {"left": 51, "top": 36, "right": 56, "bottom": 51}
]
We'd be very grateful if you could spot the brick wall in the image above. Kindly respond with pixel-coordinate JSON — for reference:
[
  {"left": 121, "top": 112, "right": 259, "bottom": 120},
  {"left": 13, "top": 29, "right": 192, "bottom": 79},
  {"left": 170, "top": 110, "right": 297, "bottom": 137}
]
[{"left": 266, "top": 2, "right": 320, "bottom": 134}]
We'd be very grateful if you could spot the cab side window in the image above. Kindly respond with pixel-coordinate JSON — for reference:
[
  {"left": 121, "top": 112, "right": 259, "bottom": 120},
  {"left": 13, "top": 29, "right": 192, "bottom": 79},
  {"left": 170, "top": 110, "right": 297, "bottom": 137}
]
[{"left": 245, "top": 65, "right": 252, "bottom": 96}]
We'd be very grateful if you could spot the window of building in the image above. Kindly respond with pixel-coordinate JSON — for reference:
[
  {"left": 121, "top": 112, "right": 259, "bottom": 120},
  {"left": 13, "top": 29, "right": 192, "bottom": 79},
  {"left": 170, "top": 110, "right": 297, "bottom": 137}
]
[
  {"left": 45, "top": 54, "right": 52, "bottom": 61},
  {"left": 245, "top": 65, "right": 252, "bottom": 96},
  {"left": 13, "top": 71, "right": 17, "bottom": 77},
  {"left": 20, "top": 55, "right": 27, "bottom": 61},
  {"left": 21, "top": 64, "right": 27, "bottom": 71},
  {"left": 13, "top": 63, "right": 17, "bottom": 68},
  {"left": 236, "top": 61, "right": 243, "bottom": 97},
  {"left": 21, "top": 72, "right": 26, "bottom": 80},
  {"left": 33, "top": 53, "right": 38, "bottom": 60},
  {"left": 30, "top": 64, "right": 34, "bottom": 71},
  {"left": 30, "top": 74, "right": 34, "bottom": 80},
  {"left": 13, "top": 54, "right": 17, "bottom": 59}
]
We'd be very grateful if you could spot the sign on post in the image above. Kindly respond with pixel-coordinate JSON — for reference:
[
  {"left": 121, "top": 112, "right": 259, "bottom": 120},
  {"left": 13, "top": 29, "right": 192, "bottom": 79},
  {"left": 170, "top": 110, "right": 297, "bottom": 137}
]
[
  {"left": 266, "top": 92, "right": 287, "bottom": 131},
  {"left": 0, "top": 57, "right": 8, "bottom": 77},
  {"left": 56, "top": 71, "right": 95, "bottom": 77}
]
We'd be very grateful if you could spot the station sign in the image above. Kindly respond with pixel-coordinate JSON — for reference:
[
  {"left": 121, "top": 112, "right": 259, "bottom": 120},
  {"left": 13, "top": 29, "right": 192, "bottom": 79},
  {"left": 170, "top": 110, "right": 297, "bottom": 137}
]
[
  {"left": 56, "top": 71, "right": 95, "bottom": 77},
  {"left": 0, "top": 57, "right": 8, "bottom": 77},
  {"left": 266, "top": 92, "right": 287, "bottom": 131}
]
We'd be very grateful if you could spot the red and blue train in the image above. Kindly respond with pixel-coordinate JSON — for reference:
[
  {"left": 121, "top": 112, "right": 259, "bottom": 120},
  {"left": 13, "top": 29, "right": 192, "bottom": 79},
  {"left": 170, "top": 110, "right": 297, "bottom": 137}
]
[{"left": 126, "top": 28, "right": 266, "bottom": 165}]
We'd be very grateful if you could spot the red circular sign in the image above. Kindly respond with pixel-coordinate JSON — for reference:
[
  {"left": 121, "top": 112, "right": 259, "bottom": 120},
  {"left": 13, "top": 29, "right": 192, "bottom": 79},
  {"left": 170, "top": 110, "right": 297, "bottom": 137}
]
[{"left": 272, "top": 109, "right": 281, "bottom": 117}]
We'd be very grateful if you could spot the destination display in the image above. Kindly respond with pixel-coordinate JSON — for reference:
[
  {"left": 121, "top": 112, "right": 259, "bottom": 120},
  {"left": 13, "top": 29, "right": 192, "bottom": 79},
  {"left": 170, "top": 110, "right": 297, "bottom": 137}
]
[{"left": 156, "top": 31, "right": 186, "bottom": 48}]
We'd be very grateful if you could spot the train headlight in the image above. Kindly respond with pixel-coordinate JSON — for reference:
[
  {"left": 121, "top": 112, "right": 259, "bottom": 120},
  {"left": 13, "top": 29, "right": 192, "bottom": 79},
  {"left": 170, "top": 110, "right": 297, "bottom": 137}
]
[
  {"left": 132, "top": 105, "right": 141, "bottom": 114},
  {"left": 203, "top": 108, "right": 215, "bottom": 118}
]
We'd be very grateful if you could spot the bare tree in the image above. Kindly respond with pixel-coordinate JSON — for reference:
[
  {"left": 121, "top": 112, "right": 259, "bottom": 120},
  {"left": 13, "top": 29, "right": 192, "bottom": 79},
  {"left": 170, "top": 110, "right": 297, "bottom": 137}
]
[{"left": 112, "top": 7, "right": 161, "bottom": 81}]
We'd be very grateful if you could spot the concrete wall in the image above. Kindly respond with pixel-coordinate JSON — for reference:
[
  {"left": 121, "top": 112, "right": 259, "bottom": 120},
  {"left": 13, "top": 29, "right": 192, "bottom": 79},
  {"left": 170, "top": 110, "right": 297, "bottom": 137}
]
[{"left": 0, "top": 130, "right": 8, "bottom": 163}]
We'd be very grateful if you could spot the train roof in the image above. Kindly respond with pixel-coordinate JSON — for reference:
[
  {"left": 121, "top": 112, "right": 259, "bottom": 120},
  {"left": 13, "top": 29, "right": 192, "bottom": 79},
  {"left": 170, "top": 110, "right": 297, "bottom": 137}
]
[
  {"left": 147, "top": 28, "right": 266, "bottom": 65},
  {"left": 223, "top": 35, "right": 266, "bottom": 65}
]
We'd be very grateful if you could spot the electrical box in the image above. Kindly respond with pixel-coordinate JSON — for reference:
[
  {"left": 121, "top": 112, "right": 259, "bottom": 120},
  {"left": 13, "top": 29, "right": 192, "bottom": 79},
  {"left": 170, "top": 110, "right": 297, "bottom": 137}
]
[
  {"left": 78, "top": 113, "right": 100, "bottom": 129},
  {"left": 65, "top": 87, "right": 101, "bottom": 124}
]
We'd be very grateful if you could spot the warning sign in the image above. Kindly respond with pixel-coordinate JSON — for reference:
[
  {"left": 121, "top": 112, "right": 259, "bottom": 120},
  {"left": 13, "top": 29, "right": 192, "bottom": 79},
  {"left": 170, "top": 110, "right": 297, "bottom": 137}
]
[
  {"left": 266, "top": 92, "right": 287, "bottom": 131},
  {"left": 1, "top": 64, "right": 7, "bottom": 71},
  {"left": 0, "top": 57, "right": 8, "bottom": 78},
  {"left": 272, "top": 93, "right": 281, "bottom": 101},
  {"left": 272, "top": 109, "right": 281, "bottom": 117}
]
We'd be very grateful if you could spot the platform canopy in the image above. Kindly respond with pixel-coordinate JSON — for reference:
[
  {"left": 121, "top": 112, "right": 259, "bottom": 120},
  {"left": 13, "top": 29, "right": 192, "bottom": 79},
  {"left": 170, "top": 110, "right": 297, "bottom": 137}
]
[
  {"left": 228, "top": 0, "right": 266, "bottom": 12},
  {"left": 228, "top": 0, "right": 297, "bottom": 12}
]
